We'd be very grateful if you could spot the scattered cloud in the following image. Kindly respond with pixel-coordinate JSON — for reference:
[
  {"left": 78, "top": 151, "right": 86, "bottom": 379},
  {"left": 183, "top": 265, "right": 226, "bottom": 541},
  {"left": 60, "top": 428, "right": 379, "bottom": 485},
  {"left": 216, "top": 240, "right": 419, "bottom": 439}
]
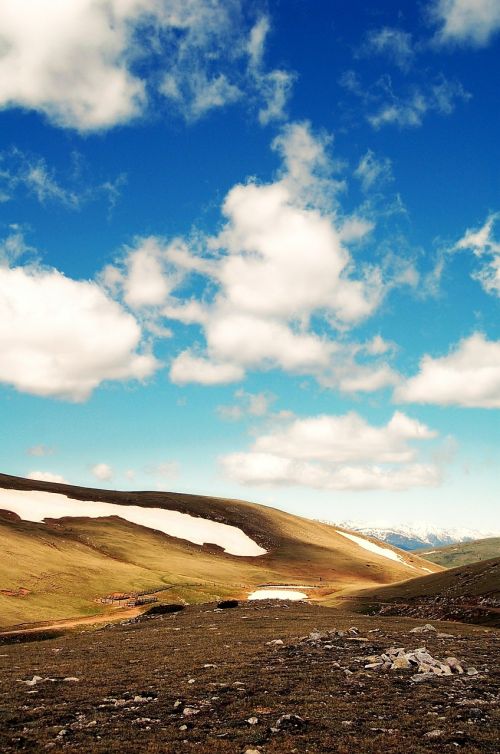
[
  {"left": 340, "top": 70, "right": 469, "bottom": 129},
  {"left": 26, "top": 470, "right": 67, "bottom": 484},
  {"left": 217, "top": 389, "right": 275, "bottom": 421},
  {"left": 367, "top": 75, "right": 470, "bottom": 129},
  {"left": 0, "top": 1, "right": 294, "bottom": 131},
  {"left": 161, "top": 122, "right": 397, "bottom": 390},
  {"left": 91, "top": 463, "right": 113, "bottom": 481},
  {"left": 103, "top": 236, "right": 182, "bottom": 311},
  {"left": 27, "top": 445, "right": 54, "bottom": 458},
  {"left": 359, "top": 27, "right": 415, "bottom": 70},
  {"left": 246, "top": 16, "right": 295, "bottom": 125},
  {"left": 395, "top": 332, "right": 500, "bottom": 407},
  {"left": 430, "top": 0, "right": 500, "bottom": 47},
  {"left": 0, "top": 149, "right": 125, "bottom": 210},
  {"left": 0, "top": 259, "right": 159, "bottom": 401},
  {"left": 354, "top": 150, "right": 393, "bottom": 192},
  {"left": 454, "top": 212, "right": 500, "bottom": 296},
  {"left": 144, "top": 461, "right": 180, "bottom": 480},
  {"left": 221, "top": 411, "right": 441, "bottom": 491},
  {"left": 0, "top": 227, "right": 34, "bottom": 266}
]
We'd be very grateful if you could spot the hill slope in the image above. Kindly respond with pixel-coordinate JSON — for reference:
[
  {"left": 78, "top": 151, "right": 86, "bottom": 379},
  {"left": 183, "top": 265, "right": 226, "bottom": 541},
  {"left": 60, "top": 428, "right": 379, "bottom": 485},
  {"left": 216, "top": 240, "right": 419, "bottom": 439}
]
[
  {"left": 346, "top": 557, "right": 500, "bottom": 626},
  {"left": 416, "top": 537, "right": 500, "bottom": 568},
  {"left": 0, "top": 473, "right": 440, "bottom": 628}
]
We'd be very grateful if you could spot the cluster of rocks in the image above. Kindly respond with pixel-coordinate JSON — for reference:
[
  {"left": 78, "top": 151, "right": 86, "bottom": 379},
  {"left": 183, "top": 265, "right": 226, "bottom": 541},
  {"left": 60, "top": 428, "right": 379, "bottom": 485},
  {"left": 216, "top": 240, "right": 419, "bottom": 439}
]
[
  {"left": 265, "top": 624, "right": 481, "bottom": 685},
  {"left": 297, "top": 627, "right": 365, "bottom": 646},
  {"left": 363, "top": 646, "right": 479, "bottom": 682},
  {"left": 17, "top": 675, "right": 79, "bottom": 687}
]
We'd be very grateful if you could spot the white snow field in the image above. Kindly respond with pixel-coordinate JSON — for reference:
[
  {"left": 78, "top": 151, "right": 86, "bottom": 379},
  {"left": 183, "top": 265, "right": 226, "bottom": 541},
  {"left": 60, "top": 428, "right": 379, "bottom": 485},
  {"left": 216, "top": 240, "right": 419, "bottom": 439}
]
[
  {"left": 0, "top": 488, "right": 266, "bottom": 557},
  {"left": 336, "top": 530, "right": 419, "bottom": 569},
  {"left": 248, "top": 588, "right": 308, "bottom": 601}
]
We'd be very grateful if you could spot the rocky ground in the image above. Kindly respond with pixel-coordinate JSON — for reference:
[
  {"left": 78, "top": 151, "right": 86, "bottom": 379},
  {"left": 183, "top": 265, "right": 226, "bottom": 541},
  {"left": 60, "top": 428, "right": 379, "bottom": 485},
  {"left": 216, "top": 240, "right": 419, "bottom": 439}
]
[{"left": 0, "top": 601, "right": 498, "bottom": 753}]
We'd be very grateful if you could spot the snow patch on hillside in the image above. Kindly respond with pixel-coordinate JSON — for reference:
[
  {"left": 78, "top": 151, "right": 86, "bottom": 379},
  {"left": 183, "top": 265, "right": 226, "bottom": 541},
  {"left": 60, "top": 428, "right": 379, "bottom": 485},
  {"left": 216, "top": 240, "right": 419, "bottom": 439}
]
[
  {"left": 336, "top": 530, "right": 417, "bottom": 569},
  {"left": 0, "top": 488, "right": 266, "bottom": 557}
]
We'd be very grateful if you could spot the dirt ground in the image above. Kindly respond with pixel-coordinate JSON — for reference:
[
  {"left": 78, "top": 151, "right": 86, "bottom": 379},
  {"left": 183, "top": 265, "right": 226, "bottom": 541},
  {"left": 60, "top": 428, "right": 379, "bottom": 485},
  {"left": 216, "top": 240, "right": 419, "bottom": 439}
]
[{"left": 0, "top": 601, "right": 498, "bottom": 753}]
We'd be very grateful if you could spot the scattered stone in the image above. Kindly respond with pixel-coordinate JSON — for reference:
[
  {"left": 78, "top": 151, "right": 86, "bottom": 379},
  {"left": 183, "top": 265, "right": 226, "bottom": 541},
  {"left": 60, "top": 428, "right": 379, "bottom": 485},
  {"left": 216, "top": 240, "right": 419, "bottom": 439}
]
[
  {"left": 424, "top": 729, "right": 444, "bottom": 738},
  {"left": 391, "top": 656, "right": 412, "bottom": 670},
  {"left": 467, "top": 667, "right": 479, "bottom": 676},
  {"left": 445, "top": 658, "right": 464, "bottom": 674},
  {"left": 410, "top": 624, "right": 437, "bottom": 634},
  {"left": 182, "top": 707, "right": 200, "bottom": 717},
  {"left": 247, "top": 716, "right": 258, "bottom": 725},
  {"left": 266, "top": 639, "right": 284, "bottom": 646},
  {"left": 275, "top": 714, "right": 306, "bottom": 732},
  {"left": 17, "top": 676, "right": 43, "bottom": 687}
]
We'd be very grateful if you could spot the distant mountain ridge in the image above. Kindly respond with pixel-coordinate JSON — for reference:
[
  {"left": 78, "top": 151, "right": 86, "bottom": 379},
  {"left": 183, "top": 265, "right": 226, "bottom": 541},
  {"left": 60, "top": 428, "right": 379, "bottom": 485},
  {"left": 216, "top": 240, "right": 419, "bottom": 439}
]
[{"left": 331, "top": 521, "right": 499, "bottom": 551}]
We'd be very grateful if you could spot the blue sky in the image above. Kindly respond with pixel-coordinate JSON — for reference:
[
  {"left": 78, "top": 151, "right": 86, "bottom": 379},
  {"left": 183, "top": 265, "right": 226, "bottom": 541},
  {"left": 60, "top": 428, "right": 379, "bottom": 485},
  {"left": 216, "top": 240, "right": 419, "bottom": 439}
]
[{"left": 1, "top": 0, "right": 499, "bottom": 530}]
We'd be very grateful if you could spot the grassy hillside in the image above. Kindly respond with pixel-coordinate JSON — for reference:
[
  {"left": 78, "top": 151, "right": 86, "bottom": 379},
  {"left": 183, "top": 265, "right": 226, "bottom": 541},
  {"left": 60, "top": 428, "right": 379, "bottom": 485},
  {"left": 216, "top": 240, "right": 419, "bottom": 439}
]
[
  {"left": 345, "top": 557, "right": 500, "bottom": 626},
  {"left": 416, "top": 537, "right": 500, "bottom": 568},
  {"left": 0, "top": 473, "right": 440, "bottom": 628}
]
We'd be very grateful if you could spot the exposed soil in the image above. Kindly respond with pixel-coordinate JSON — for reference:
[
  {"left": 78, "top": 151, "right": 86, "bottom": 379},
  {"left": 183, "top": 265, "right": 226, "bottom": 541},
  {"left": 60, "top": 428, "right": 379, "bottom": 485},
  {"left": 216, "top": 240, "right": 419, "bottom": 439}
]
[{"left": 0, "top": 601, "right": 498, "bottom": 753}]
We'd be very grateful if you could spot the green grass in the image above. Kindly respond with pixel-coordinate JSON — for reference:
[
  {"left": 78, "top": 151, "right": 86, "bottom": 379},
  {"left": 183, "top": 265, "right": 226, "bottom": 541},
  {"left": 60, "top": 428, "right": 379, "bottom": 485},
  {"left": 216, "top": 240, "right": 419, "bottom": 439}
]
[
  {"left": 0, "top": 472, "right": 441, "bottom": 628},
  {"left": 416, "top": 537, "right": 500, "bottom": 568}
]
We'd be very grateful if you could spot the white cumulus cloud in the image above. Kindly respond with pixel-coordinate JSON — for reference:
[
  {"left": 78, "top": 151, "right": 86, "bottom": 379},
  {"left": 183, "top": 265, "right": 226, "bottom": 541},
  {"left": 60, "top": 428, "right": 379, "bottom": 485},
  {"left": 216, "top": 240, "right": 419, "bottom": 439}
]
[
  {"left": 221, "top": 410, "right": 441, "bottom": 491},
  {"left": 162, "top": 123, "right": 394, "bottom": 390},
  {"left": 0, "top": 263, "right": 159, "bottom": 401},
  {"left": 395, "top": 332, "right": 500, "bottom": 407},
  {"left": 430, "top": 0, "right": 500, "bottom": 46}
]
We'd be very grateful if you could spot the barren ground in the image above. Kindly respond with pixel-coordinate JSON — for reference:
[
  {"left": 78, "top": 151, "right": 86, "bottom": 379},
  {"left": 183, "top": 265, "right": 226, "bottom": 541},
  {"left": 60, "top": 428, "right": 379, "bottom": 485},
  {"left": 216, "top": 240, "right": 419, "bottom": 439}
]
[{"left": 0, "top": 601, "right": 498, "bottom": 753}]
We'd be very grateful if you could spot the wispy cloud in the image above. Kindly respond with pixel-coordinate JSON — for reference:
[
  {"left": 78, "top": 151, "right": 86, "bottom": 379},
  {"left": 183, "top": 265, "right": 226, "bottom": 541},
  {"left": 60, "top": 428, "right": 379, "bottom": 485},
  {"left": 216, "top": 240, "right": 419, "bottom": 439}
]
[
  {"left": 358, "top": 27, "right": 415, "bottom": 70},
  {"left": 0, "top": 149, "right": 125, "bottom": 211},
  {"left": 27, "top": 445, "right": 54, "bottom": 458},
  {"left": 217, "top": 389, "right": 276, "bottom": 421},
  {"left": 453, "top": 212, "right": 500, "bottom": 296}
]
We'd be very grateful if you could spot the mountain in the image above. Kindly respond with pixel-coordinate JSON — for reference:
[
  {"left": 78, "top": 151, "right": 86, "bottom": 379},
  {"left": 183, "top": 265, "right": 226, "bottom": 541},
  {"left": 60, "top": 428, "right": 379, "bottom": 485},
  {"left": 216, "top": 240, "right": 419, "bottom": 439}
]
[
  {"left": 416, "top": 537, "right": 500, "bottom": 568},
  {"left": 346, "top": 557, "right": 500, "bottom": 627},
  {"left": 333, "top": 520, "right": 497, "bottom": 551},
  {"left": 0, "top": 473, "right": 440, "bottom": 629}
]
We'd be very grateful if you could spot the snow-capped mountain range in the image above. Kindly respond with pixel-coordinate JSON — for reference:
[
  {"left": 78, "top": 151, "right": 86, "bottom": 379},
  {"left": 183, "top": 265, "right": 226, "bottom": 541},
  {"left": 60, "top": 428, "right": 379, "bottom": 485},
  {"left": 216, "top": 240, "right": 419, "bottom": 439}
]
[{"left": 331, "top": 521, "right": 499, "bottom": 551}]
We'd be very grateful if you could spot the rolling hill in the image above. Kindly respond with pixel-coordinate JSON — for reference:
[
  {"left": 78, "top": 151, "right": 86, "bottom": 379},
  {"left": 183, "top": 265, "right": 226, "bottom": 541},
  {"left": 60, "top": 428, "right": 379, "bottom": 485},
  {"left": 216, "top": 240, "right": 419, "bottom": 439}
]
[
  {"left": 416, "top": 537, "right": 500, "bottom": 568},
  {"left": 345, "top": 557, "right": 500, "bottom": 626},
  {"left": 0, "top": 473, "right": 440, "bottom": 629}
]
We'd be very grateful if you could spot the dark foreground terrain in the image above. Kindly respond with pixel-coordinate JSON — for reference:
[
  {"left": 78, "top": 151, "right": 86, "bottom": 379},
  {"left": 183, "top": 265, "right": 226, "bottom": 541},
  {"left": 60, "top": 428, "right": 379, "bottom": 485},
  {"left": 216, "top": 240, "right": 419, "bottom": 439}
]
[{"left": 0, "top": 602, "right": 498, "bottom": 754}]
